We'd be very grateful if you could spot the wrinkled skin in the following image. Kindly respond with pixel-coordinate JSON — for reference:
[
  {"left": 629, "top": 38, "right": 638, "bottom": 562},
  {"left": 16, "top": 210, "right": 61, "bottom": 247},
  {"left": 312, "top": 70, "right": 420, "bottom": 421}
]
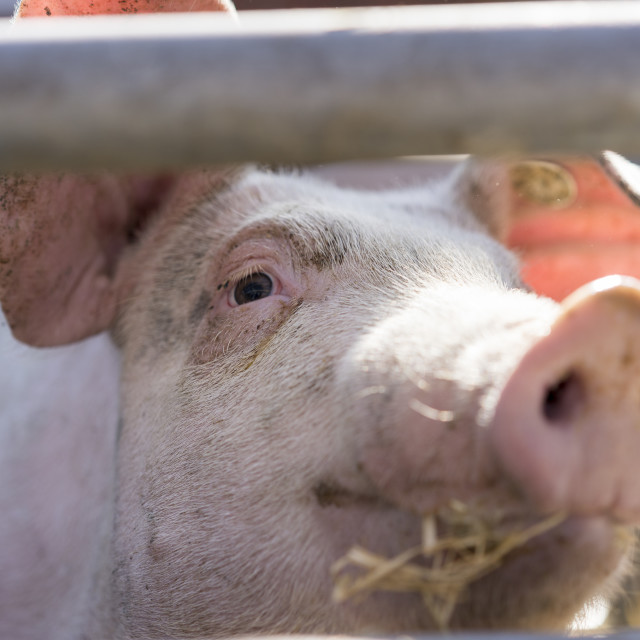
[{"left": 4, "top": 0, "right": 640, "bottom": 638}]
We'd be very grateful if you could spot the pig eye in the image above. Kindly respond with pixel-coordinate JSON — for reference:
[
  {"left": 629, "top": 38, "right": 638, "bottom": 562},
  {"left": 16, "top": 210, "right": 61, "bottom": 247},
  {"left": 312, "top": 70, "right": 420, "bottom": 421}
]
[{"left": 232, "top": 272, "right": 274, "bottom": 305}]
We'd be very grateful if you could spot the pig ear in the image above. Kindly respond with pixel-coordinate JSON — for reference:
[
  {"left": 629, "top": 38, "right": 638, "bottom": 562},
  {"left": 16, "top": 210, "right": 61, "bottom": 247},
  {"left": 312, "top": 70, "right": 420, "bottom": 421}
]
[
  {"left": 1, "top": 170, "right": 236, "bottom": 347},
  {"left": 451, "top": 154, "right": 640, "bottom": 301},
  {"left": 0, "top": 174, "right": 154, "bottom": 346},
  {"left": 504, "top": 154, "right": 640, "bottom": 301},
  {"left": 18, "top": 0, "right": 234, "bottom": 17}
]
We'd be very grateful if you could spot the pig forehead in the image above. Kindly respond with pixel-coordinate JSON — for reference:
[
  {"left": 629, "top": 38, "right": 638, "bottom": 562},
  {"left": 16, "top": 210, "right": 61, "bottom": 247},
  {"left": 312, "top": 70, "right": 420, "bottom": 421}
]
[
  {"left": 228, "top": 170, "right": 453, "bottom": 223},
  {"left": 197, "top": 170, "right": 478, "bottom": 255}
]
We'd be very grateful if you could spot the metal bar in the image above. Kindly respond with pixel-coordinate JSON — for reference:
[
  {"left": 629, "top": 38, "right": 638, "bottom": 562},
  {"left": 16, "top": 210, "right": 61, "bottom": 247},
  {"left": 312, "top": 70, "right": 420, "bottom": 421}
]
[{"left": 2, "top": 1, "right": 640, "bottom": 172}]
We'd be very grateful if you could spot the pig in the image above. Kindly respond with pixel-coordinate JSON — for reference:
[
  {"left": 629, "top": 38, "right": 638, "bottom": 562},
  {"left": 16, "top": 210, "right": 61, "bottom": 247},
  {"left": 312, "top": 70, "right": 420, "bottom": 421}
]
[
  {"left": 0, "top": 309, "right": 120, "bottom": 640},
  {"left": 4, "top": 1, "right": 640, "bottom": 636},
  {"left": 4, "top": 155, "right": 640, "bottom": 638}
]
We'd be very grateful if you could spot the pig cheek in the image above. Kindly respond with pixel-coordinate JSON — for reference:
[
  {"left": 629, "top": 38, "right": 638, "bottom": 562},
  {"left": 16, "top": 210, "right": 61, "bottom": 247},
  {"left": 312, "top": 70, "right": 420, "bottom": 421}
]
[
  {"left": 344, "top": 372, "right": 488, "bottom": 514},
  {"left": 117, "top": 320, "right": 351, "bottom": 634},
  {"left": 188, "top": 298, "right": 296, "bottom": 367}
]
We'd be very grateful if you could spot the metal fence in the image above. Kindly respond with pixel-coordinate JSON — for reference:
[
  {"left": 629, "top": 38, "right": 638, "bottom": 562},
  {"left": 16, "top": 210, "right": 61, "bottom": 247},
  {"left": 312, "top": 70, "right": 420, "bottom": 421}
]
[{"left": 2, "top": 1, "right": 640, "bottom": 172}]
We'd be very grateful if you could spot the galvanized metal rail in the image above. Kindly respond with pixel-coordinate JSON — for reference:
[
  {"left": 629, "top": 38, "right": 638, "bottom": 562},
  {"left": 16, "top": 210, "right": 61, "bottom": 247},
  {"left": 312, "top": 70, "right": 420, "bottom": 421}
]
[{"left": 2, "top": 1, "right": 640, "bottom": 171}]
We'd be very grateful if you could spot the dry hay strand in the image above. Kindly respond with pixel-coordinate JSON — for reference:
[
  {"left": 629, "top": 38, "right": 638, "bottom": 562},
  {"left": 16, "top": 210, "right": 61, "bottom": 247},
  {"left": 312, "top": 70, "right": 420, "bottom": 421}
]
[{"left": 331, "top": 501, "right": 566, "bottom": 631}]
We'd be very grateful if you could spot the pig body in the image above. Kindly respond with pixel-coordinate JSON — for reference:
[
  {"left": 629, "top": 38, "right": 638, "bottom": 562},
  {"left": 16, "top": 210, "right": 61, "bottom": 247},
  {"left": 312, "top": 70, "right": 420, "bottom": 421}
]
[
  {"left": 1, "top": 163, "right": 637, "bottom": 639},
  {"left": 0, "top": 317, "right": 120, "bottom": 639}
]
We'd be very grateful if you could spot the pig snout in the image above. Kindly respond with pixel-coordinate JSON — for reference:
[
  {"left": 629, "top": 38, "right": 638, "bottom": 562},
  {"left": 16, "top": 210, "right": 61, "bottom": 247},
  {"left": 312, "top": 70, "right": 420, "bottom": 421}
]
[
  {"left": 331, "top": 278, "right": 636, "bottom": 631},
  {"left": 344, "top": 285, "right": 559, "bottom": 515},
  {"left": 492, "top": 275, "right": 640, "bottom": 525},
  {"left": 351, "top": 277, "right": 640, "bottom": 528}
]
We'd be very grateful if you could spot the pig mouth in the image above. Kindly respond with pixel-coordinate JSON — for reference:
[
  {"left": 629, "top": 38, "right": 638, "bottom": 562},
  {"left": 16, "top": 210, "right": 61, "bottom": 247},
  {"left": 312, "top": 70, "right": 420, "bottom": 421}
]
[
  {"left": 313, "top": 480, "right": 389, "bottom": 509},
  {"left": 330, "top": 502, "right": 632, "bottom": 631}
]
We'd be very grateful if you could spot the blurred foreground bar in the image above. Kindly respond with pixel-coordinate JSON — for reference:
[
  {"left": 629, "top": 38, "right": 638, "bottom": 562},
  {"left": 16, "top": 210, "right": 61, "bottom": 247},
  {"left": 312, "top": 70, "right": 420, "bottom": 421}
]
[{"left": 3, "top": 1, "right": 640, "bottom": 172}]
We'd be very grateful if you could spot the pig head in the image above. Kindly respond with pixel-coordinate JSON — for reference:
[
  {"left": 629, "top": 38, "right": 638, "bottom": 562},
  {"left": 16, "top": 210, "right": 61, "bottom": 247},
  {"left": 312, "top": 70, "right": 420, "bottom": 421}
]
[
  {"left": 106, "top": 161, "right": 640, "bottom": 637},
  {"left": 5, "top": 1, "right": 640, "bottom": 637},
  {"left": 4, "top": 154, "right": 640, "bottom": 638}
]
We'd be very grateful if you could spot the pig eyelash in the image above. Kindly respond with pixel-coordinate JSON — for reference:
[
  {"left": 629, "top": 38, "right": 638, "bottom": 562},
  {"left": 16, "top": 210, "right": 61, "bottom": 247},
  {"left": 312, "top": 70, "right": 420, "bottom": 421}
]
[
  {"left": 227, "top": 264, "right": 271, "bottom": 285},
  {"left": 214, "top": 264, "right": 268, "bottom": 293}
]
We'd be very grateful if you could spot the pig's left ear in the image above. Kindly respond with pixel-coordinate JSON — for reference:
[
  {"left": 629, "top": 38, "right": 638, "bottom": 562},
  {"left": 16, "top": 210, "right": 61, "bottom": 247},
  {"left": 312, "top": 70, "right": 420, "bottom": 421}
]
[{"left": 0, "top": 174, "right": 167, "bottom": 347}]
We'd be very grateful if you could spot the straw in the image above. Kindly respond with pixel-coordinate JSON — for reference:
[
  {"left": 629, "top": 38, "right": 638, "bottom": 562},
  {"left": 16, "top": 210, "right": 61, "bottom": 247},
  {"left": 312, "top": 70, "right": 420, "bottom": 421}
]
[{"left": 331, "top": 502, "right": 566, "bottom": 630}]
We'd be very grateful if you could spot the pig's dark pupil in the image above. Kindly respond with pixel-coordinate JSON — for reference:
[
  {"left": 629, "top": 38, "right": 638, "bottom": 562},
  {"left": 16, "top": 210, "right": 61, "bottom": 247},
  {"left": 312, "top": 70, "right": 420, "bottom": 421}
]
[{"left": 234, "top": 273, "right": 273, "bottom": 305}]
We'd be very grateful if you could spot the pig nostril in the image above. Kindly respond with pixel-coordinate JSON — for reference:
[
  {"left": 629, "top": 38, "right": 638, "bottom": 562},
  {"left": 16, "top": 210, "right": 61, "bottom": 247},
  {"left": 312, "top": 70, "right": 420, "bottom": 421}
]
[{"left": 542, "top": 371, "right": 584, "bottom": 424}]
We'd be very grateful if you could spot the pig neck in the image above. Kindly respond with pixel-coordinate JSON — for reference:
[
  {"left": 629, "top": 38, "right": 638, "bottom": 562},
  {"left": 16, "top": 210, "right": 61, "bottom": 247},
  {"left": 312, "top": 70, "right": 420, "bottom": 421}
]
[{"left": 0, "top": 323, "right": 121, "bottom": 640}]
